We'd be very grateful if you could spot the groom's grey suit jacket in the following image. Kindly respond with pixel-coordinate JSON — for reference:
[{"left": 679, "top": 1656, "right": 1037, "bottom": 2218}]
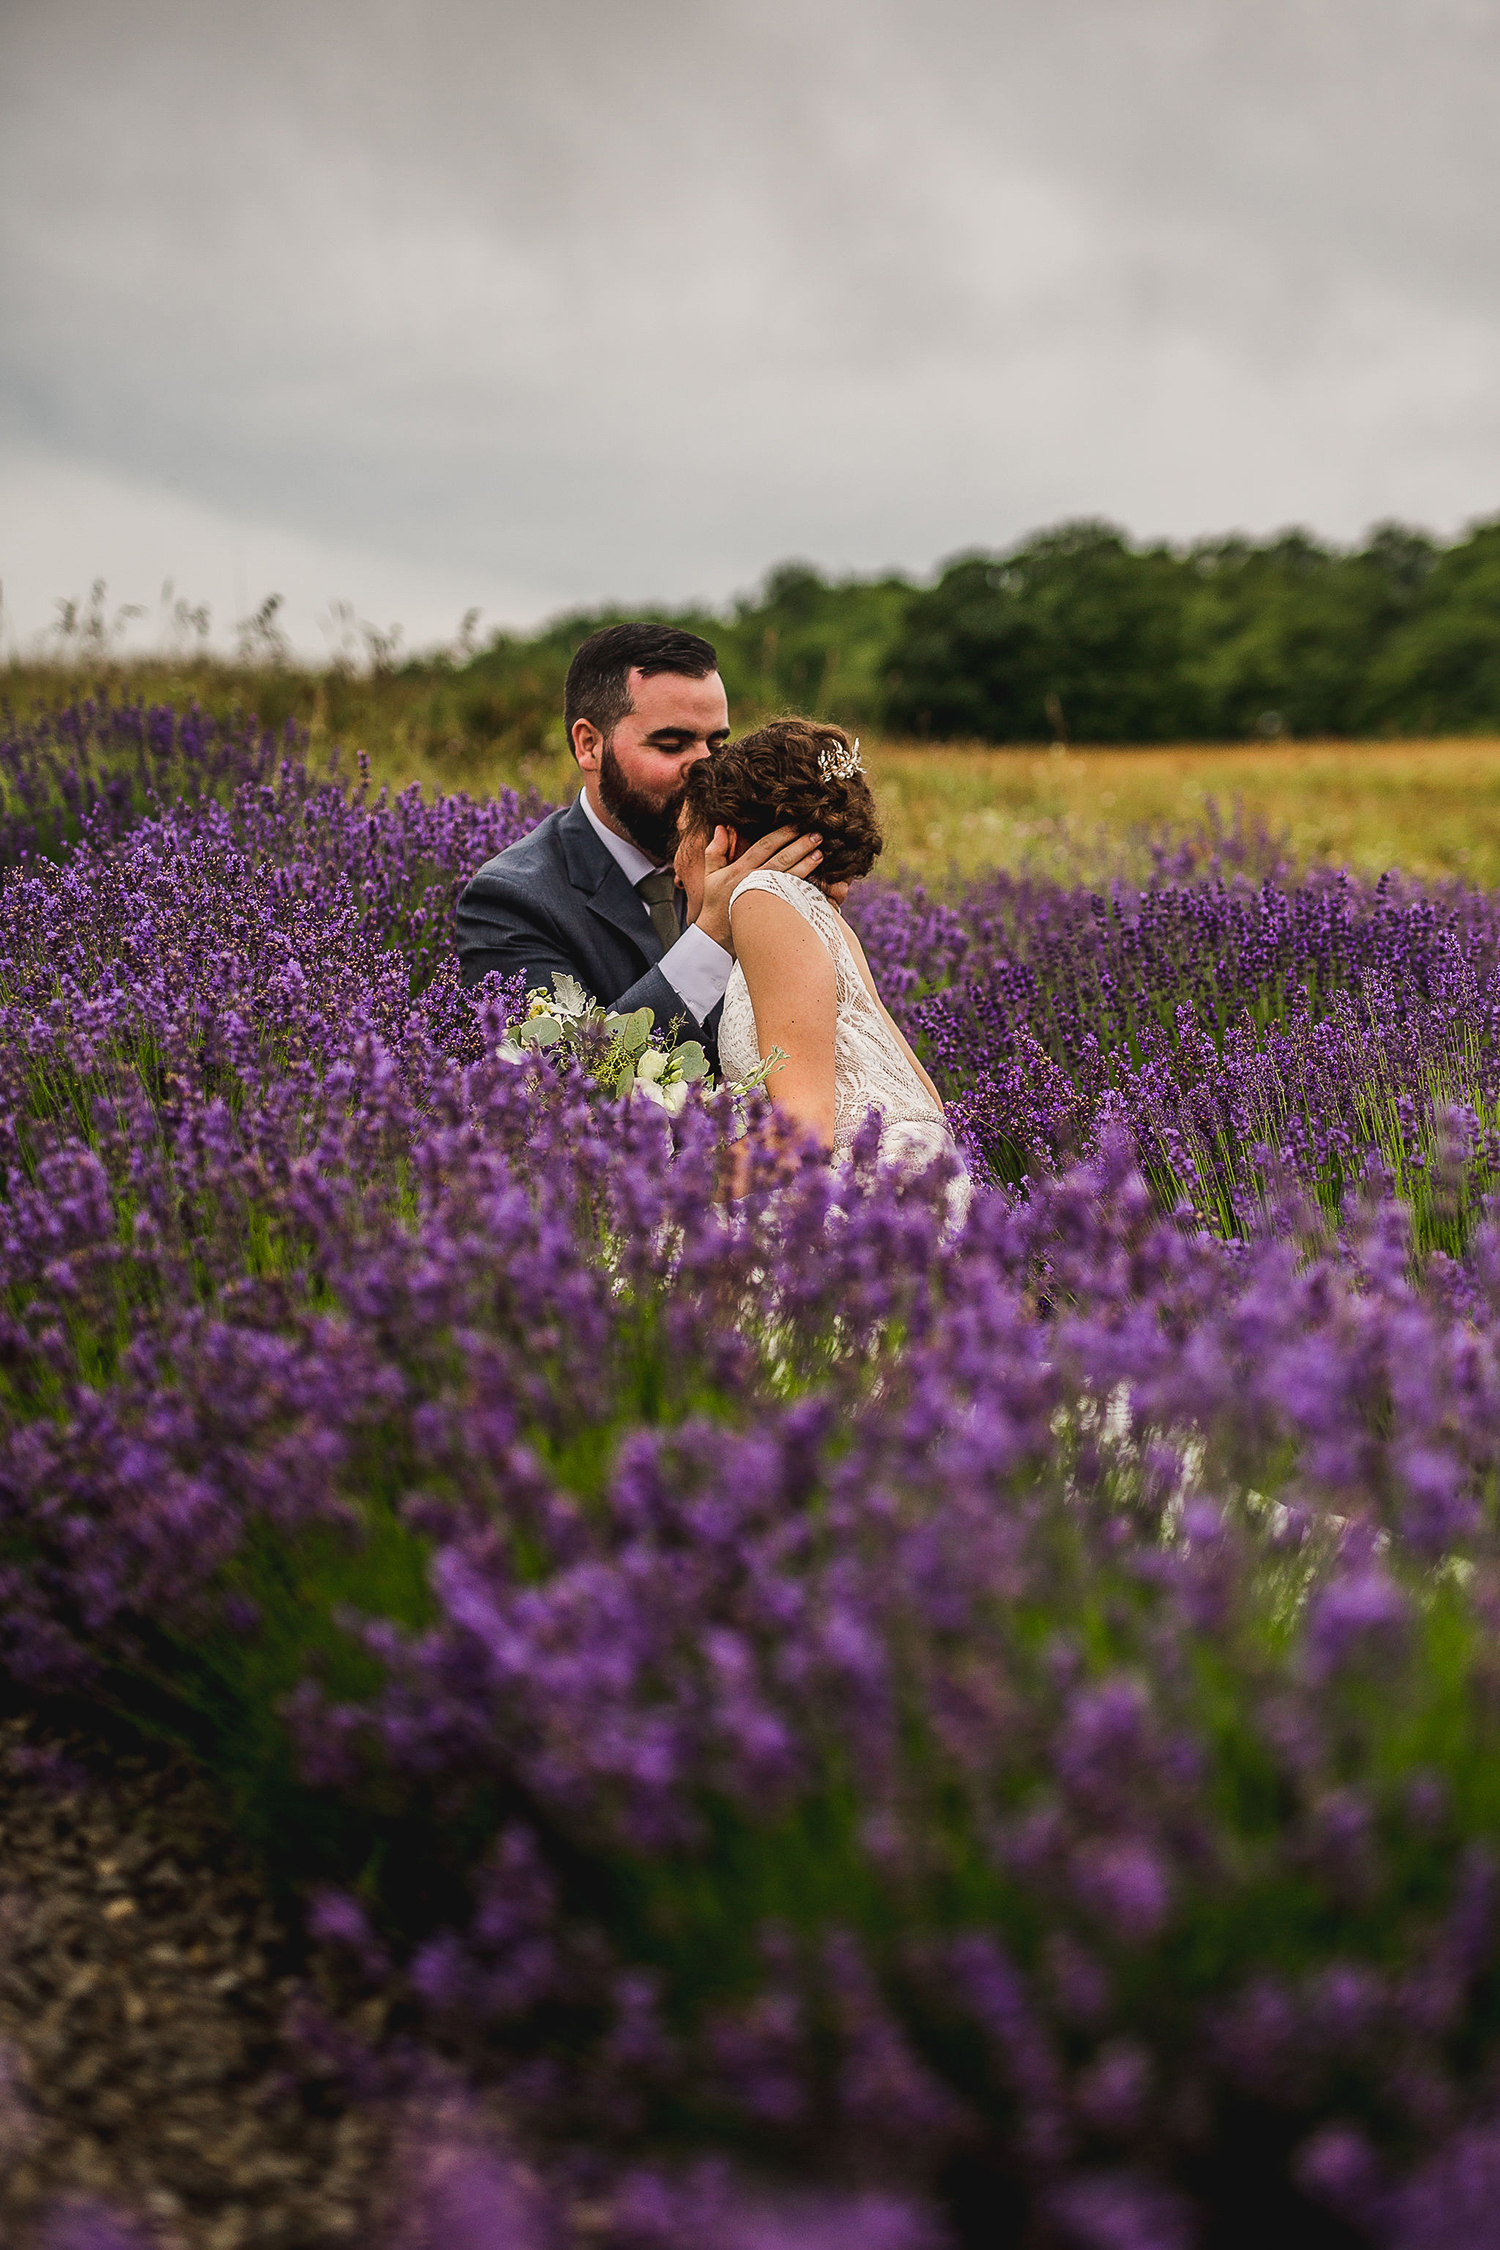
[{"left": 456, "top": 794, "right": 718, "bottom": 1056}]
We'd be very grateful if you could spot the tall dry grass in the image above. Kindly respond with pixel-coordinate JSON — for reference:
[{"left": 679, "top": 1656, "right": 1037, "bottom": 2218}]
[
  {"left": 9, "top": 660, "right": 1500, "bottom": 884},
  {"left": 864, "top": 737, "right": 1500, "bottom": 883}
]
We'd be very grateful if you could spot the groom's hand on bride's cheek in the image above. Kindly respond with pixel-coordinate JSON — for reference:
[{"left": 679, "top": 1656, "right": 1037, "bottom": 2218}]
[
  {"left": 693, "top": 825, "right": 738, "bottom": 946},
  {"left": 697, "top": 825, "right": 822, "bottom": 948},
  {"left": 763, "top": 834, "right": 846, "bottom": 908},
  {"left": 777, "top": 833, "right": 827, "bottom": 886}
]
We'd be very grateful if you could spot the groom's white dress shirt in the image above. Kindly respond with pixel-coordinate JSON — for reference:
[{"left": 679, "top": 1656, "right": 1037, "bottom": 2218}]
[{"left": 578, "top": 787, "right": 733, "bottom": 1028}]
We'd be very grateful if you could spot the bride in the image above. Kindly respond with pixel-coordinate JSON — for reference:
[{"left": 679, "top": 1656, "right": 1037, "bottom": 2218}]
[{"left": 672, "top": 719, "right": 965, "bottom": 1195}]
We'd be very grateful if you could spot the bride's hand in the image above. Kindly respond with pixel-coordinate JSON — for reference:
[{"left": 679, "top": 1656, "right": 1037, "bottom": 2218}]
[{"left": 696, "top": 824, "right": 824, "bottom": 950}]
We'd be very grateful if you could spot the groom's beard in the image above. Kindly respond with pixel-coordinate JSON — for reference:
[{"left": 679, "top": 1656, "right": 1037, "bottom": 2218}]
[{"left": 597, "top": 743, "right": 686, "bottom": 865}]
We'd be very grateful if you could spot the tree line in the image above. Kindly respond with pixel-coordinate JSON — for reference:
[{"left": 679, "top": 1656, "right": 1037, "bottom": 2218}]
[
  {"left": 463, "top": 515, "right": 1500, "bottom": 743},
  {"left": 15, "top": 515, "right": 1500, "bottom": 759}
]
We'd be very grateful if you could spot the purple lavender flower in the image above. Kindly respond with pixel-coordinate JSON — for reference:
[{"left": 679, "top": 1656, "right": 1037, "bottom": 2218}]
[
  {"left": 1070, "top": 1839, "right": 1173, "bottom": 1947},
  {"left": 1306, "top": 1564, "right": 1411, "bottom": 1682},
  {"left": 1387, "top": 2121, "right": 1500, "bottom": 2250},
  {"left": 306, "top": 1887, "right": 392, "bottom": 1982},
  {"left": 36, "top": 2203, "right": 149, "bottom": 2250},
  {"left": 386, "top": 2124, "right": 557, "bottom": 2250},
  {"left": 607, "top": 2160, "right": 948, "bottom": 2250},
  {"left": 1292, "top": 2123, "right": 1383, "bottom": 2228},
  {"left": 1038, "top": 2171, "right": 1196, "bottom": 2250}
]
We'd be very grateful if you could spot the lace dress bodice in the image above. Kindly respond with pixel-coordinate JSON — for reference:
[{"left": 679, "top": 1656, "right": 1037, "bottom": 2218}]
[{"left": 718, "top": 871, "right": 958, "bottom": 1174}]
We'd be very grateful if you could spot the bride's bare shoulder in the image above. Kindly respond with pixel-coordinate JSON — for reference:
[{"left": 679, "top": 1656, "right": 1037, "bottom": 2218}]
[
  {"left": 731, "top": 881, "right": 816, "bottom": 935},
  {"left": 729, "top": 884, "right": 836, "bottom": 979}
]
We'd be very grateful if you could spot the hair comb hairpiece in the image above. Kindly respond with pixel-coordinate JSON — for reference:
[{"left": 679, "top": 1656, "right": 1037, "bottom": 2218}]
[{"left": 817, "top": 734, "right": 863, "bottom": 781}]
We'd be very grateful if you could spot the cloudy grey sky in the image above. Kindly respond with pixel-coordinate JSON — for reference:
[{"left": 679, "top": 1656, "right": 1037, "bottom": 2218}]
[{"left": 3, "top": 0, "right": 1498, "bottom": 655}]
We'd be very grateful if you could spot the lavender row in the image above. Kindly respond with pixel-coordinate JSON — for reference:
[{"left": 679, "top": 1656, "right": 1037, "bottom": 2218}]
[{"left": 848, "top": 855, "right": 1500, "bottom": 1247}]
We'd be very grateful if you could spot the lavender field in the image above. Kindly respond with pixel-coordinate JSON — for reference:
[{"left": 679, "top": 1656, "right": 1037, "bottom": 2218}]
[{"left": 10, "top": 700, "right": 1500, "bottom": 2249}]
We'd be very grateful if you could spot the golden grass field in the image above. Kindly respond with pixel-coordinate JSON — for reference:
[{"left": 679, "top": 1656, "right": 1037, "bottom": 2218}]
[
  {"left": 859, "top": 738, "right": 1500, "bottom": 885},
  {"left": 9, "top": 662, "right": 1500, "bottom": 887},
  {"left": 472, "top": 736, "right": 1500, "bottom": 888}
]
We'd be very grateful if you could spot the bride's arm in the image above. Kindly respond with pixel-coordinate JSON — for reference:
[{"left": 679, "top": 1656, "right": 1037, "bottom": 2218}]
[
  {"left": 730, "top": 889, "right": 839, "bottom": 1148},
  {"left": 836, "top": 916, "right": 946, "bottom": 1111}
]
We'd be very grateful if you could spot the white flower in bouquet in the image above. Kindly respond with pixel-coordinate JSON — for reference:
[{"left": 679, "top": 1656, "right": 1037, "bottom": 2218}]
[{"left": 631, "top": 1043, "right": 695, "bottom": 1115}]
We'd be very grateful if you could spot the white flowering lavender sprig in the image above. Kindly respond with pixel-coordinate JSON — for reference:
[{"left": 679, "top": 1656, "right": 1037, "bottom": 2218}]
[{"left": 720, "top": 1046, "right": 786, "bottom": 1139}]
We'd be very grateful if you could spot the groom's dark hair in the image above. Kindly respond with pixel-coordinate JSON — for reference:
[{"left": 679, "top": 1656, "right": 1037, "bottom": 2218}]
[{"left": 564, "top": 622, "right": 719, "bottom": 755}]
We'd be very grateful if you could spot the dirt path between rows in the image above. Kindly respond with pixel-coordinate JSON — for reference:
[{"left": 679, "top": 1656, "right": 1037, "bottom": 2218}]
[{"left": 0, "top": 1714, "right": 388, "bottom": 2249}]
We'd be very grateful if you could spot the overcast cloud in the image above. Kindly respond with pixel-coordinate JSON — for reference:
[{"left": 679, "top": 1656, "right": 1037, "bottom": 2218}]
[{"left": 3, "top": 0, "right": 1499, "bottom": 654}]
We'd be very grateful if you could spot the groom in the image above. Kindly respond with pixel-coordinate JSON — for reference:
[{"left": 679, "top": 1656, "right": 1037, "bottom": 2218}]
[{"left": 455, "top": 621, "right": 826, "bottom": 1058}]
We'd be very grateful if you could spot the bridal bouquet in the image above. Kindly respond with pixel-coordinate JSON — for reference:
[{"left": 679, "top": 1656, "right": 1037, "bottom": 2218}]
[{"left": 498, "top": 972, "right": 779, "bottom": 1123}]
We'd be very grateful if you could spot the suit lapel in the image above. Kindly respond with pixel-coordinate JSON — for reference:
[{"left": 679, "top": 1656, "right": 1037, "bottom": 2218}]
[{"left": 559, "top": 794, "right": 661, "bottom": 963}]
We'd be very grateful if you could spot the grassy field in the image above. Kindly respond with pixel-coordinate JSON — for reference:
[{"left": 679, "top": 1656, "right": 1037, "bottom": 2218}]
[
  {"left": 388, "top": 732, "right": 1500, "bottom": 888},
  {"left": 865, "top": 738, "right": 1500, "bottom": 883},
  {"left": 8, "top": 660, "right": 1500, "bottom": 885}
]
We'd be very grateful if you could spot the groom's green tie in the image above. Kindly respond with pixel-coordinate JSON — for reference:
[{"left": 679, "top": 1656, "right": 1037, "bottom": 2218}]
[{"left": 636, "top": 868, "right": 680, "bottom": 954}]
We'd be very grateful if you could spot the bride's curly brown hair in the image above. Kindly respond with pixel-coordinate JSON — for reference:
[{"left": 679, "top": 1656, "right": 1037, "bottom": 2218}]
[{"left": 680, "top": 719, "right": 883, "bottom": 887}]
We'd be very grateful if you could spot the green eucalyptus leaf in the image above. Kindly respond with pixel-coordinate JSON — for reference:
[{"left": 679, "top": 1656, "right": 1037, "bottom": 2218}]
[{"left": 673, "top": 1042, "right": 709, "bottom": 1082}]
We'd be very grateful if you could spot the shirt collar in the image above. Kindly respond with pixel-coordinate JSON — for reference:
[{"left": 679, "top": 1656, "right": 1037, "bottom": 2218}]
[{"left": 577, "top": 784, "right": 665, "bottom": 886}]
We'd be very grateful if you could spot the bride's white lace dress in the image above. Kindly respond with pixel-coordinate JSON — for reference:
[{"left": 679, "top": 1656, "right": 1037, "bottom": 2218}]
[{"left": 718, "top": 870, "right": 965, "bottom": 1190}]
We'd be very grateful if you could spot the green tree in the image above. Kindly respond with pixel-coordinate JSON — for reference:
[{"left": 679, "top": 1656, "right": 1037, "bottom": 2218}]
[
  {"left": 1179, "top": 525, "right": 1437, "bottom": 738},
  {"left": 715, "top": 561, "right": 913, "bottom": 723},
  {"left": 882, "top": 521, "right": 1197, "bottom": 742},
  {"left": 1360, "top": 519, "right": 1500, "bottom": 733}
]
